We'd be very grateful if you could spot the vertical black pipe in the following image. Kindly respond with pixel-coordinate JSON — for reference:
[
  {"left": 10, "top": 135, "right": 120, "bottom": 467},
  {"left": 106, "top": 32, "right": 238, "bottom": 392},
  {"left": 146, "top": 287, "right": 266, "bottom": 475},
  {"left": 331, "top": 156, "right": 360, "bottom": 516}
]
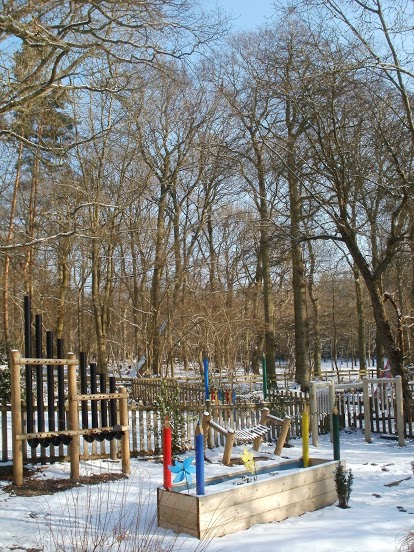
[
  {"left": 24, "top": 296, "right": 34, "bottom": 434},
  {"left": 90, "top": 363, "right": 98, "bottom": 429},
  {"left": 46, "top": 331, "right": 55, "bottom": 432},
  {"left": 79, "top": 352, "right": 88, "bottom": 430},
  {"left": 56, "top": 339, "right": 65, "bottom": 431},
  {"left": 109, "top": 376, "right": 117, "bottom": 426},
  {"left": 35, "top": 314, "right": 45, "bottom": 434},
  {"left": 99, "top": 373, "right": 108, "bottom": 428}
]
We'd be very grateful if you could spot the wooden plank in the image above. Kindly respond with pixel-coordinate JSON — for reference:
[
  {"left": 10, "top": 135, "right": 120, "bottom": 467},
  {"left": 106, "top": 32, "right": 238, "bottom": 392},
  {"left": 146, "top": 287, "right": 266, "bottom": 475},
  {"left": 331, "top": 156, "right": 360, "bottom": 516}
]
[
  {"left": 199, "top": 489, "right": 338, "bottom": 538},
  {"left": 131, "top": 407, "right": 137, "bottom": 455},
  {"left": 139, "top": 408, "right": 144, "bottom": 453},
  {"left": 158, "top": 502, "right": 198, "bottom": 529},
  {"left": 199, "top": 478, "right": 336, "bottom": 531},
  {"left": 15, "top": 358, "right": 78, "bottom": 366},
  {"left": 158, "top": 488, "right": 199, "bottom": 536},
  {"left": 201, "top": 471, "right": 335, "bottom": 520},
  {"left": 146, "top": 410, "right": 152, "bottom": 453},
  {"left": 198, "top": 460, "right": 338, "bottom": 514}
]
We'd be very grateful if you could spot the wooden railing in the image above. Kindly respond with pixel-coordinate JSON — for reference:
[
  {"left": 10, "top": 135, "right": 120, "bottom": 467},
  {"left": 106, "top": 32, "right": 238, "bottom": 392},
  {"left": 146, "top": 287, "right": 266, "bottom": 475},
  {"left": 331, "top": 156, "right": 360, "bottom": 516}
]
[
  {"left": 1, "top": 380, "right": 412, "bottom": 464},
  {"left": 131, "top": 378, "right": 204, "bottom": 405}
]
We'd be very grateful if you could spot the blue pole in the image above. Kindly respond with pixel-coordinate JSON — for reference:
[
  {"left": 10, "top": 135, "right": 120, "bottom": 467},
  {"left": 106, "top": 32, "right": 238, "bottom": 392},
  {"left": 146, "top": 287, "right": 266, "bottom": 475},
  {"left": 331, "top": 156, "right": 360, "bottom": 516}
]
[
  {"left": 195, "top": 421, "right": 205, "bottom": 495},
  {"left": 203, "top": 357, "right": 209, "bottom": 401}
]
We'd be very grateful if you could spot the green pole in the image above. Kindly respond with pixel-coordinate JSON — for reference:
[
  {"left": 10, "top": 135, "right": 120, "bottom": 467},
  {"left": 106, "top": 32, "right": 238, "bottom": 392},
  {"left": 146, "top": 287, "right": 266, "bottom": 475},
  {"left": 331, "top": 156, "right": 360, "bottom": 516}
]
[
  {"left": 333, "top": 406, "right": 340, "bottom": 460},
  {"left": 262, "top": 354, "right": 268, "bottom": 400}
]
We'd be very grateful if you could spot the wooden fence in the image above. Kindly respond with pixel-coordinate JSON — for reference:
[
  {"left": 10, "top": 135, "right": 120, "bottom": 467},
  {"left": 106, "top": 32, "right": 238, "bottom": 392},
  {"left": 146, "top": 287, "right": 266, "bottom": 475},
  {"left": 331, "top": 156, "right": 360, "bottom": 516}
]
[
  {"left": 131, "top": 378, "right": 204, "bottom": 405},
  {"left": 0, "top": 399, "right": 307, "bottom": 464},
  {"left": 1, "top": 381, "right": 412, "bottom": 465}
]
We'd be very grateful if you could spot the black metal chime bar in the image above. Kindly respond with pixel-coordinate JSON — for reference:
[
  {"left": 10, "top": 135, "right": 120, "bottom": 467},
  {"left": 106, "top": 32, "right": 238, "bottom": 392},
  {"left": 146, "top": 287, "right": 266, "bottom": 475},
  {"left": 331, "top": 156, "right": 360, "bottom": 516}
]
[
  {"left": 24, "top": 296, "right": 34, "bottom": 435},
  {"left": 46, "top": 331, "right": 55, "bottom": 433},
  {"left": 35, "top": 314, "right": 45, "bottom": 437},
  {"left": 56, "top": 339, "right": 66, "bottom": 432}
]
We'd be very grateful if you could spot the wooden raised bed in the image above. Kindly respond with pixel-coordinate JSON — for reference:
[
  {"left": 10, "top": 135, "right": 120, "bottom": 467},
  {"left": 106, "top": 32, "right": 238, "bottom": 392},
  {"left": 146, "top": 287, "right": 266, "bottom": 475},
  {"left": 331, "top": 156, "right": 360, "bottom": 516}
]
[{"left": 157, "top": 458, "right": 340, "bottom": 539}]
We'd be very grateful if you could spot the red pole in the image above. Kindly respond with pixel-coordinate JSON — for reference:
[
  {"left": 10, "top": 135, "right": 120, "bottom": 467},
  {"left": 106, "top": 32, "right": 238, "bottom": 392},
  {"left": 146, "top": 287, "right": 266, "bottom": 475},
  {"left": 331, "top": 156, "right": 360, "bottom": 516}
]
[{"left": 163, "top": 416, "right": 172, "bottom": 490}]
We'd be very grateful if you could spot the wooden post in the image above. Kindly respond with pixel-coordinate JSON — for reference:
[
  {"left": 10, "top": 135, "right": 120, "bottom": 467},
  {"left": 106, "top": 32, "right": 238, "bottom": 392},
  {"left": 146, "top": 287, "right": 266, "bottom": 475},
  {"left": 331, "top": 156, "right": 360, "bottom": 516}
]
[
  {"left": 253, "top": 408, "right": 269, "bottom": 451},
  {"left": 202, "top": 411, "right": 212, "bottom": 449},
  {"left": 109, "top": 376, "right": 118, "bottom": 461},
  {"left": 119, "top": 385, "right": 131, "bottom": 474},
  {"left": 395, "top": 376, "right": 405, "bottom": 447},
  {"left": 302, "top": 404, "right": 310, "bottom": 468},
  {"left": 67, "top": 352, "right": 80, "bottom": 479},
  {"left": 363, "top": 377, "right": 372, "bottom": 443},
  {"left": 222, "top": 428, "right": 235, "bottom": 466},
  {"left": 11, "top": 350, "right": 23, "bottom": 486},
  {"left": 274, "top": 416, "right": 291, "bottom": 456},
  {"left": 309, "top": 382, "right": 319, "bottom": 446}
]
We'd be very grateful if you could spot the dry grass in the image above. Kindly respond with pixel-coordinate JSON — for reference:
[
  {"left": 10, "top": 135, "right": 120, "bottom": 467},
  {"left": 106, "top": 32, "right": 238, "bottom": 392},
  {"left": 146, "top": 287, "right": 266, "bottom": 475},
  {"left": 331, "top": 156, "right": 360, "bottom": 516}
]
[
  {"left": 397, "top": 531, "right": 414, "bottom": 552},
  {"left": 27, "top": 466, "right": 216, "bottom": 552}
]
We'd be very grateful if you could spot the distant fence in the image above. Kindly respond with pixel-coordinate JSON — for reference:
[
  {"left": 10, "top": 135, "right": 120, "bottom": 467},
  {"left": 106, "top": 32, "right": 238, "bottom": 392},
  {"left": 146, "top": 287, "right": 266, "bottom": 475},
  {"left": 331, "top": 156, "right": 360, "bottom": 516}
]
[
  {"left": 131, "top": 378, "right": 204, "bottom": 405},
  {"left": 1, "top": 379, "right": 413, "bottom": 464}
]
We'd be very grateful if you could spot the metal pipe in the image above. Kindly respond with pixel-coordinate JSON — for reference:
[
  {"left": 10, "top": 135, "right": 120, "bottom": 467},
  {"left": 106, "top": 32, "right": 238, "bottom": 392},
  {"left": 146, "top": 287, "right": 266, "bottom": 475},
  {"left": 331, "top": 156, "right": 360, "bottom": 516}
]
[{"left": 24, "top": 296, "right": 34, "bottom": 435}]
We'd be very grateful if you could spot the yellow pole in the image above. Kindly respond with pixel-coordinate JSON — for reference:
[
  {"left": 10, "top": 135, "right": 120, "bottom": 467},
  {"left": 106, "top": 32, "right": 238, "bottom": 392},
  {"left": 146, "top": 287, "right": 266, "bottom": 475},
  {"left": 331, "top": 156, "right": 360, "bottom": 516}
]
[{"left": 302, "top": 403, "right": 310, "bottom": 468}]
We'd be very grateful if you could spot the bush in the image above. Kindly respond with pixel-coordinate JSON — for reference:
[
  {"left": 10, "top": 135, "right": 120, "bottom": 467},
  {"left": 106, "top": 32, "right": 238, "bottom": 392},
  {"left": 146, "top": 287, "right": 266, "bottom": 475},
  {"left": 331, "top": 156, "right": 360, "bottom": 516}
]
[
  {"left": 35, "top": 466, "right": 214, "bottom": 552},
  {"left": 335, "top": 461, "right": 353, "bottom": 508},
  {"left": 397, "top": 529, "right": 414, "bottom": 552},
  {"left": 154, "top": 381, "right": 188, "bottom": 456}
]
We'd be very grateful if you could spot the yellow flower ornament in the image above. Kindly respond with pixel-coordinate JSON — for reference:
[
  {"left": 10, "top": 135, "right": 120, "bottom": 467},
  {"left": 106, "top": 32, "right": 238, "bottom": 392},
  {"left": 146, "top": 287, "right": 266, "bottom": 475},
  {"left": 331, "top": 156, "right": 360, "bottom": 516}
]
[{"left": 241, "top": 447, "right": 256, "bottom": 475}]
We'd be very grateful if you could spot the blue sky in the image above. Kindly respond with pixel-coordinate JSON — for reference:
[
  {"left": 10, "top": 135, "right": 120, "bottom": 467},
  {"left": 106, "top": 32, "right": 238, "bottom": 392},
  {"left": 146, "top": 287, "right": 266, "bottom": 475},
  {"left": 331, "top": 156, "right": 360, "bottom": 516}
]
[{"left": 207, "top": 0, "right": 276, "bottom": 30}]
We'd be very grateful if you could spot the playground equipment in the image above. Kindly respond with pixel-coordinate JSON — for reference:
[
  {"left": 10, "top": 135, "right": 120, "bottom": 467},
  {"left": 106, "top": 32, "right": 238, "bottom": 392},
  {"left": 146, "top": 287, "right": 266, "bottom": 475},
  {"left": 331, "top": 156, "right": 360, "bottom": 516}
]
[
  {"left": 302, "top": 403, "right": 310, "bottom": 468},
  {"left": 202, "top": 407, "right": 291, "bottom": 465},
  {"left": 10, "top": 350, "right": 130, "bottom": 485},
  {"left": 309, "top": 376, "right": 405, "bottom": 447},
  {"left": 159, "top": 414, "right": 340, "bottom": 539}
]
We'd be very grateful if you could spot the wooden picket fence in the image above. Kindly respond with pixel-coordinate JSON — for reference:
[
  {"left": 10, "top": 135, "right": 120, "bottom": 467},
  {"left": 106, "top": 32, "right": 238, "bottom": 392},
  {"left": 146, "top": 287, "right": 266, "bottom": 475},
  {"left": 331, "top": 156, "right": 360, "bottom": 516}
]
[
  {"left": 0, "top": 399, "right": 307, "bottom": 464},
  {"left": 1, "top": 381, "right": 413, "bottom": 465},
  {"left": 131, "top": 378, "right": 204, "bottom": 406}
]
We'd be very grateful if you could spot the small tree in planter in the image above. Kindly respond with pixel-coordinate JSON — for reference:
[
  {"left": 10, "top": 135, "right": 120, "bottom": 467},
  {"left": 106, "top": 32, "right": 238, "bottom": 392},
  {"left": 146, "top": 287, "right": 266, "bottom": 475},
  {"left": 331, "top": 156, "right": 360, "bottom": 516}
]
[
  {"left": 335, "top": 461, "right": 353, "bottom": 508},
  {"left": 154, "top": 381, "right": 187, "bottom": 456}
]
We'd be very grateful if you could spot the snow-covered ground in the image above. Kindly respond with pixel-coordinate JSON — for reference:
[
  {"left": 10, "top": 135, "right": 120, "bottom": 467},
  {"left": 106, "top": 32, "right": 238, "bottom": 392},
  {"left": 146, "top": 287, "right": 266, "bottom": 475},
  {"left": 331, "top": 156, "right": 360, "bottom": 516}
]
[{"left": 0, "top": 430, "right": 413, "bottom": 552}]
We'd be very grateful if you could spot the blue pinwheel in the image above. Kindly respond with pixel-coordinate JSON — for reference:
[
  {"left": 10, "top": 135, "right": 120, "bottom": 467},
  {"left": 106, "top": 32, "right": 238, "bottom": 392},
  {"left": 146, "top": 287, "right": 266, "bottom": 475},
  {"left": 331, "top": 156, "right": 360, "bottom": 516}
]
[{"left": 168, "top": 457, "right": 196, "bottom": 491}]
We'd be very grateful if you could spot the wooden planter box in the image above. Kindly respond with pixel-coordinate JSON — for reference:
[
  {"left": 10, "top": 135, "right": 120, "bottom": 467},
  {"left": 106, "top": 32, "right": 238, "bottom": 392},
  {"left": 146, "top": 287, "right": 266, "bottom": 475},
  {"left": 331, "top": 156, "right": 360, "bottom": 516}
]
[{"left": 157, "top": 458, "right": 340, "bottom": 539}]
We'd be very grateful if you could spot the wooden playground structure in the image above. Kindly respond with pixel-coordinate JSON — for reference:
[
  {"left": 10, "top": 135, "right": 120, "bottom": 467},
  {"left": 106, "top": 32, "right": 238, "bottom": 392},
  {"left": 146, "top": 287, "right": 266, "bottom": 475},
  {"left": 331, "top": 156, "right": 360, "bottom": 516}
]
[
  {"left": 10, "top": 350, "right": 130, "bottom": 485},
  {"left": 2, "top": 295, "right": 410, "bottom": 490},
  {"left": 202, "top": 407, "right": 291, "bottom": 465}
]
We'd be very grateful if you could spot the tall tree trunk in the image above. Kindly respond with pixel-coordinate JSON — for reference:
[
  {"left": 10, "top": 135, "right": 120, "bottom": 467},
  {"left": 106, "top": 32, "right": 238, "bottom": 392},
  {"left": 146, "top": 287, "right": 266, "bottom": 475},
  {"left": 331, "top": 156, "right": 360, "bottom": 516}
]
[
  {"left": 91, "top": 238, "right": 108, "bottom": 374},
  {"left": 56, "top": 240, "right": 70, "bottom": 340},
  {"left": 150, "top": 180, "right": 168, "bottom": 375},
  {"left": 343, "top": 231, "right": 411, "bottom": 402},
  {"left": 307, "top": 241, "right": 321, "bottom": 378},
  {"left": 353, "top": 265, "right": 367, "bottom": 376},
  {"left": 249, "top": 132, "right": 276, "bottom": 381},
  {"left": 23, "top": 152, "right": 40, "bottom": 298},
  {"left": 288, "top": 147, "right": 310, "bottom": 391},
  {"left": 3, "top": 141, "right": 23, "bottom": 343}
]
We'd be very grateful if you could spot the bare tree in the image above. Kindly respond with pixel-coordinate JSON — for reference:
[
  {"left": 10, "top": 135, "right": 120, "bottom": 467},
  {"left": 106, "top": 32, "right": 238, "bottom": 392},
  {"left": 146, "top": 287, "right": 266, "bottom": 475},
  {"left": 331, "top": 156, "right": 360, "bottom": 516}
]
[{"left": 0, "top": 1, "right": 226, "bottom": 141}]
